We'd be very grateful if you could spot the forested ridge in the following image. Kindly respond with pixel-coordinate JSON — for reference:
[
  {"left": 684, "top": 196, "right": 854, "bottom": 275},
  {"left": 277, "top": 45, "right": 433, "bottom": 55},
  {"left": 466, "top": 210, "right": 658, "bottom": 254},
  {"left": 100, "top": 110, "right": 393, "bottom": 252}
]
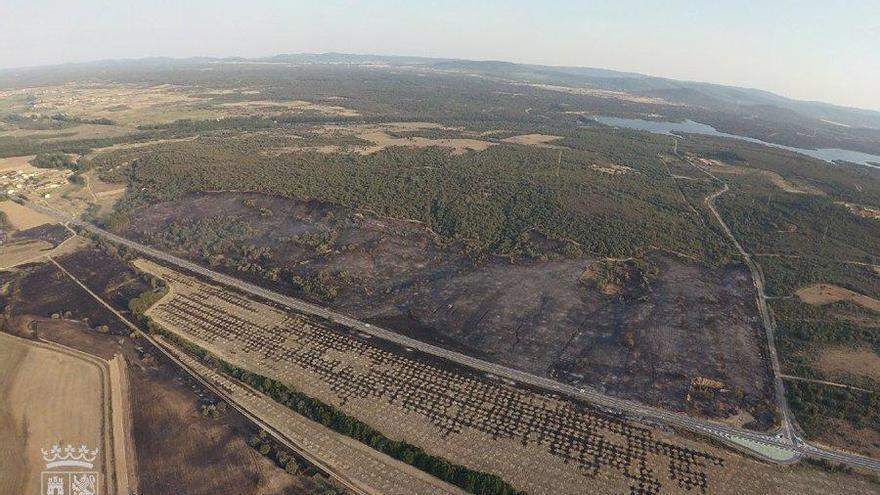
[{"left": 102, "top": 130, "right": 733, "bottom": 261}]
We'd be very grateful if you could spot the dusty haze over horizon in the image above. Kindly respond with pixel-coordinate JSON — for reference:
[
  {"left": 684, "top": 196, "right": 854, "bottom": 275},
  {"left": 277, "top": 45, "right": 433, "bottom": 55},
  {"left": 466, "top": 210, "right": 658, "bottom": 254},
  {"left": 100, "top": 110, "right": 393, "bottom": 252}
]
[{"left": 1, "top": 0, "right": 878, "bottom": 112}]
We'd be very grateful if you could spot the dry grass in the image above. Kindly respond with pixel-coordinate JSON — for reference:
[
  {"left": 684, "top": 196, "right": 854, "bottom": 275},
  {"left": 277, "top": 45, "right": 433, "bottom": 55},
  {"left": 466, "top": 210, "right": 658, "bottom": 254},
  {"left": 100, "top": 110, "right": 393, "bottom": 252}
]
[
  {"left": 0, "top": 239, "right": 54, "bottom": 269},
  {"left": 796, "top": 283, "right": 880, "bottom": 312},
  {"left": 84, "top": 137, "right": 198, "bottom": 159},
  {"left": 0, "top": 200, "right": 54, "bottom": 230},
  {"left": 219, "top": 99, "right": 359, "bottom": 117},
  {"left": 818, "top": 347, "right": 880, "bottom": 382},
  {"left": 763, "top": 171, "right": 824, "bottom": 195},
  {"left": 0, "top": 124, "right": 136, "bottom": 142},
  {"left": 837, "top": 202, "right": 880, "bottom": 221},
  {"left": 693, "top": 157, "right": 824, "bottom": 195},
  {"left": 526, "top": 83, "right": 674, "bottom": 105},
  {"left": 500, "top": 133, "right": 562, "bottom": 146},
  {"left": 812, "top": 417, "right": 880, "bottom": 460},
  {"left": 0, "top": 155, "right": 36, "bottom": 171},
  {"left": 0, "top": 333, "right": 107, "bottom": 495},
  {"left": 1, "top": 83, "right": 360, "bottom": 127},
  {"left": 308, "top": 123, "right": 495, "bottom": 155},
  {"left": 591, "top": 163, "right": 633, "bottom": 175},
  {"left": 355, "top": 129, "right": 493, "bottom": 155}
]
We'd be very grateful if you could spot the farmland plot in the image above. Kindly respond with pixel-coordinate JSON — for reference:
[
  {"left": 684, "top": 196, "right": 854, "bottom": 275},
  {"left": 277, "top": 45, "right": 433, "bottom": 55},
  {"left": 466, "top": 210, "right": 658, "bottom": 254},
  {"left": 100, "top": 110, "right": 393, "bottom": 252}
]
[
  {"left": 0, "top": 333, "right": 133, "bottom": 495},
  {"left": 135, "top": 258, "right": 878, "bottom": 495}
]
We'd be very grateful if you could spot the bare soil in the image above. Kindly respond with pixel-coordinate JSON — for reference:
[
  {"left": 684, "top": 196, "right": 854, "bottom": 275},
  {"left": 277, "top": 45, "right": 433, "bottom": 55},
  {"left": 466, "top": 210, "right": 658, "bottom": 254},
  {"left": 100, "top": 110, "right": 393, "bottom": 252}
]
[
  {"left": 120, "top": 192, "right": 777, "bottom": 427},
  {"left": 796, "top": 283, "right": 880, "bottom": 313},
  {"left": 0, "top": 224, "right": 82, "bottom": 270},
  {"left": 591, "top": 162, "right": 633, "bottom": 175},
  {"left": 0, "top": 200, "right": 54, "bottom": 230},
  {"left": 692, "top": 156, "right": 825, "bottom": 195},
  {"left": 837, "top": 202, "right": 880, "bottom": 220},
  {"left": 500, "top": 133, "right": 562, "bottom": 146}
]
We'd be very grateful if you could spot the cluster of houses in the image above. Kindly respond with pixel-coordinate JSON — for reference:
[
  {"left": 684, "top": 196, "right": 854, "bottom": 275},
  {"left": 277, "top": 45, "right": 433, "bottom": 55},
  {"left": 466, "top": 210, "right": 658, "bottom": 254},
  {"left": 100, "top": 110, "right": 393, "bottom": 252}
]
[{"left": 1, "top": 167, "right": 71, "bottom": 199}]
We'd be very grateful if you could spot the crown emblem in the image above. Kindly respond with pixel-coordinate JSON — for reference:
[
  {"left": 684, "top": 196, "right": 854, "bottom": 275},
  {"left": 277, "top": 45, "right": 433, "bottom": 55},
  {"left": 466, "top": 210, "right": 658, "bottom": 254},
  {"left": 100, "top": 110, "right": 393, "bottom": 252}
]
[{"left": 42, "top": 444, "right": 99, "bottom": 469}]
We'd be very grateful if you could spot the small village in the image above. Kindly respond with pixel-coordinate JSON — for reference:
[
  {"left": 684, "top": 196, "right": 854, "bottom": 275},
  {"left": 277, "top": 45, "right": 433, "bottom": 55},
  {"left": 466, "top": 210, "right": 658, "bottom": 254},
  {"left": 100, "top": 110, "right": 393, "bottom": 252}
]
[{"left": 0, "top": 165, "right": 72, "bottom": 199}]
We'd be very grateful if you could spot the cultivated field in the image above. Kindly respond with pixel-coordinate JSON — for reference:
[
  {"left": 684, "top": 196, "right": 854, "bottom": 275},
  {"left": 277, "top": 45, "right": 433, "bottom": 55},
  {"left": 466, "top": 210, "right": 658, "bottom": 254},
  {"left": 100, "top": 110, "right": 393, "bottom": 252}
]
[
  {"left": 135, "top": 258, "right": 878, "bottom": 495},
  {"left": 0, "top": 200, "right": 53, "bottom": 230},
  {"left": 0, "top": 333, "right": 130, "bottom": 495},
  {"left": 159, "top": 337, "right": 466, "bottom": 495},
  {"left": 0, "top": 238, "right": 54, "bottom": 269},
  {"left": 0, "top": 83, "right": 361, "bottom": 127}
]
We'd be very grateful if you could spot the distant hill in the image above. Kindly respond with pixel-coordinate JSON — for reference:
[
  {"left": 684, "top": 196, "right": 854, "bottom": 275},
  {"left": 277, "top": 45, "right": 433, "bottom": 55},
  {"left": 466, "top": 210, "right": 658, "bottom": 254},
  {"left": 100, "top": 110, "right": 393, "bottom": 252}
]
[{"left": 2, "top": 51, "right": 879, "bottom": 129}]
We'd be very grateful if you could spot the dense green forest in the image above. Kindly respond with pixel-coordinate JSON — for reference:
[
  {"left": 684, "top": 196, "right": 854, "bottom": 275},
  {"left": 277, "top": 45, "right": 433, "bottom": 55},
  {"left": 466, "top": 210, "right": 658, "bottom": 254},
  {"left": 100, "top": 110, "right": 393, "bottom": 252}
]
[
  {"left": 101, "top": 129, "right": 733, "bottom": 260},
  {"left": 717, "top": 187, "right": 879, "bottom": 264}
]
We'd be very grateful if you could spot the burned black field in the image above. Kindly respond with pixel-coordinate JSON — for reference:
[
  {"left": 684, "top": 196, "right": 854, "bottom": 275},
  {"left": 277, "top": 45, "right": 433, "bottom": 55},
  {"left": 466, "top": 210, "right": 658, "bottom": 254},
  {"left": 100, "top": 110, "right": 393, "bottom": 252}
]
[{"left": 117, "top": 191, "right": 777, "bottom": 428}]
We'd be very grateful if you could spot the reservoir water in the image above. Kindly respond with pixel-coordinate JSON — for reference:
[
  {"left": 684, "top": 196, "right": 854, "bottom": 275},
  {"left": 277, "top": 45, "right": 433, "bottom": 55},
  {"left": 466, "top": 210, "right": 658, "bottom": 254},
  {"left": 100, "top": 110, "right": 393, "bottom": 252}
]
[{"left": 593, "top": 116, "right": 880, "bottom": 168}]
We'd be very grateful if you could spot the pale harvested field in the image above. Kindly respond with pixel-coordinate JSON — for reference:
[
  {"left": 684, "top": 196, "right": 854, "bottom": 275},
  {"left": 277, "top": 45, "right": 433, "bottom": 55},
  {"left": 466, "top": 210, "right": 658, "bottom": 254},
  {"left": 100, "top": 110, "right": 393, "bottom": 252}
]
[
  {"left": 0, "top": 123, "right": 136, "bottom": 142},
  {"left": 136, "top": 259, "right": 877, "bottom": 495},
  {"left": 0, "top": 155, "right": 36, "bottom": 171},
  {"left": 818, "top": 347, "right": 880, "bottom": 382},
  {"left": 1, "top": 84, "right": 360, "bottom": 126},
  {"left": 0, "top": 239, "right": 54, "bottom": 269},
  {"left": 837, "top": 202, "right": 880, "bottom": 221},
  {"left": 219, "top": 99, "right": 359, "bottom": 117},
  {"left": 526, "top": 83, "right": 673, "bottom": 105},
  {"left": 107, "top": 355, "right": 137, "bottom": 495},
  {"left": 355, "top": 130, "right": 493, "bottom": 155},
  {"left": 84, "top": 137, "right": 198, "bottom": 159},
  {"left": 313, "top": 123, "right": 494, "bottom": 155},
  {"left": 0, "top": 220, "right": 83, "bottom": 271},
  {"left": 796, "top": 283, "right": 880, "bottom": 312},
  {"left": 693, "top": 156, "right": 824, "bottom": 195},
  {"left": 0, "top": 200, "right": 54, "bottom": 230},
  {"left": 500, "top": 133, "right": 562, "bottom": 146},
  {"left": 591, "top": 163, "right": 633, "bottom": 175},
  {"left": 0, "top": 333, "right": 107, "bottom": 495}
]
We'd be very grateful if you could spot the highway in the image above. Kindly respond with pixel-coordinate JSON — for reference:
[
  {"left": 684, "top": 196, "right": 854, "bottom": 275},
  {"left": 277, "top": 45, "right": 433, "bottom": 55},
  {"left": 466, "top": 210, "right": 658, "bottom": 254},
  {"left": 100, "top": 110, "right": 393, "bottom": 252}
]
[{"left": 20, "top": 197, "right": 880, "bottom": 473}]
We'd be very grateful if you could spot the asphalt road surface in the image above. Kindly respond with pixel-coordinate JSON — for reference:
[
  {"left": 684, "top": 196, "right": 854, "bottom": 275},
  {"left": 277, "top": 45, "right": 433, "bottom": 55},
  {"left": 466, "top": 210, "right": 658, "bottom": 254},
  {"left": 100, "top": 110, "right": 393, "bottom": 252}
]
[{"left": 21, "top": 197, "right": 880, "bottom": 473}]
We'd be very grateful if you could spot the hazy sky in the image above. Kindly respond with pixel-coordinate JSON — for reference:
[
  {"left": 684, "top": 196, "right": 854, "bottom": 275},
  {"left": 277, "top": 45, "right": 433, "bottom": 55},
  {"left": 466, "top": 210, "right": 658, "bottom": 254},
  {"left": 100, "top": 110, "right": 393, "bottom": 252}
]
[{"left": 2, "top": 0, "right": 879, "bottom": 110}]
